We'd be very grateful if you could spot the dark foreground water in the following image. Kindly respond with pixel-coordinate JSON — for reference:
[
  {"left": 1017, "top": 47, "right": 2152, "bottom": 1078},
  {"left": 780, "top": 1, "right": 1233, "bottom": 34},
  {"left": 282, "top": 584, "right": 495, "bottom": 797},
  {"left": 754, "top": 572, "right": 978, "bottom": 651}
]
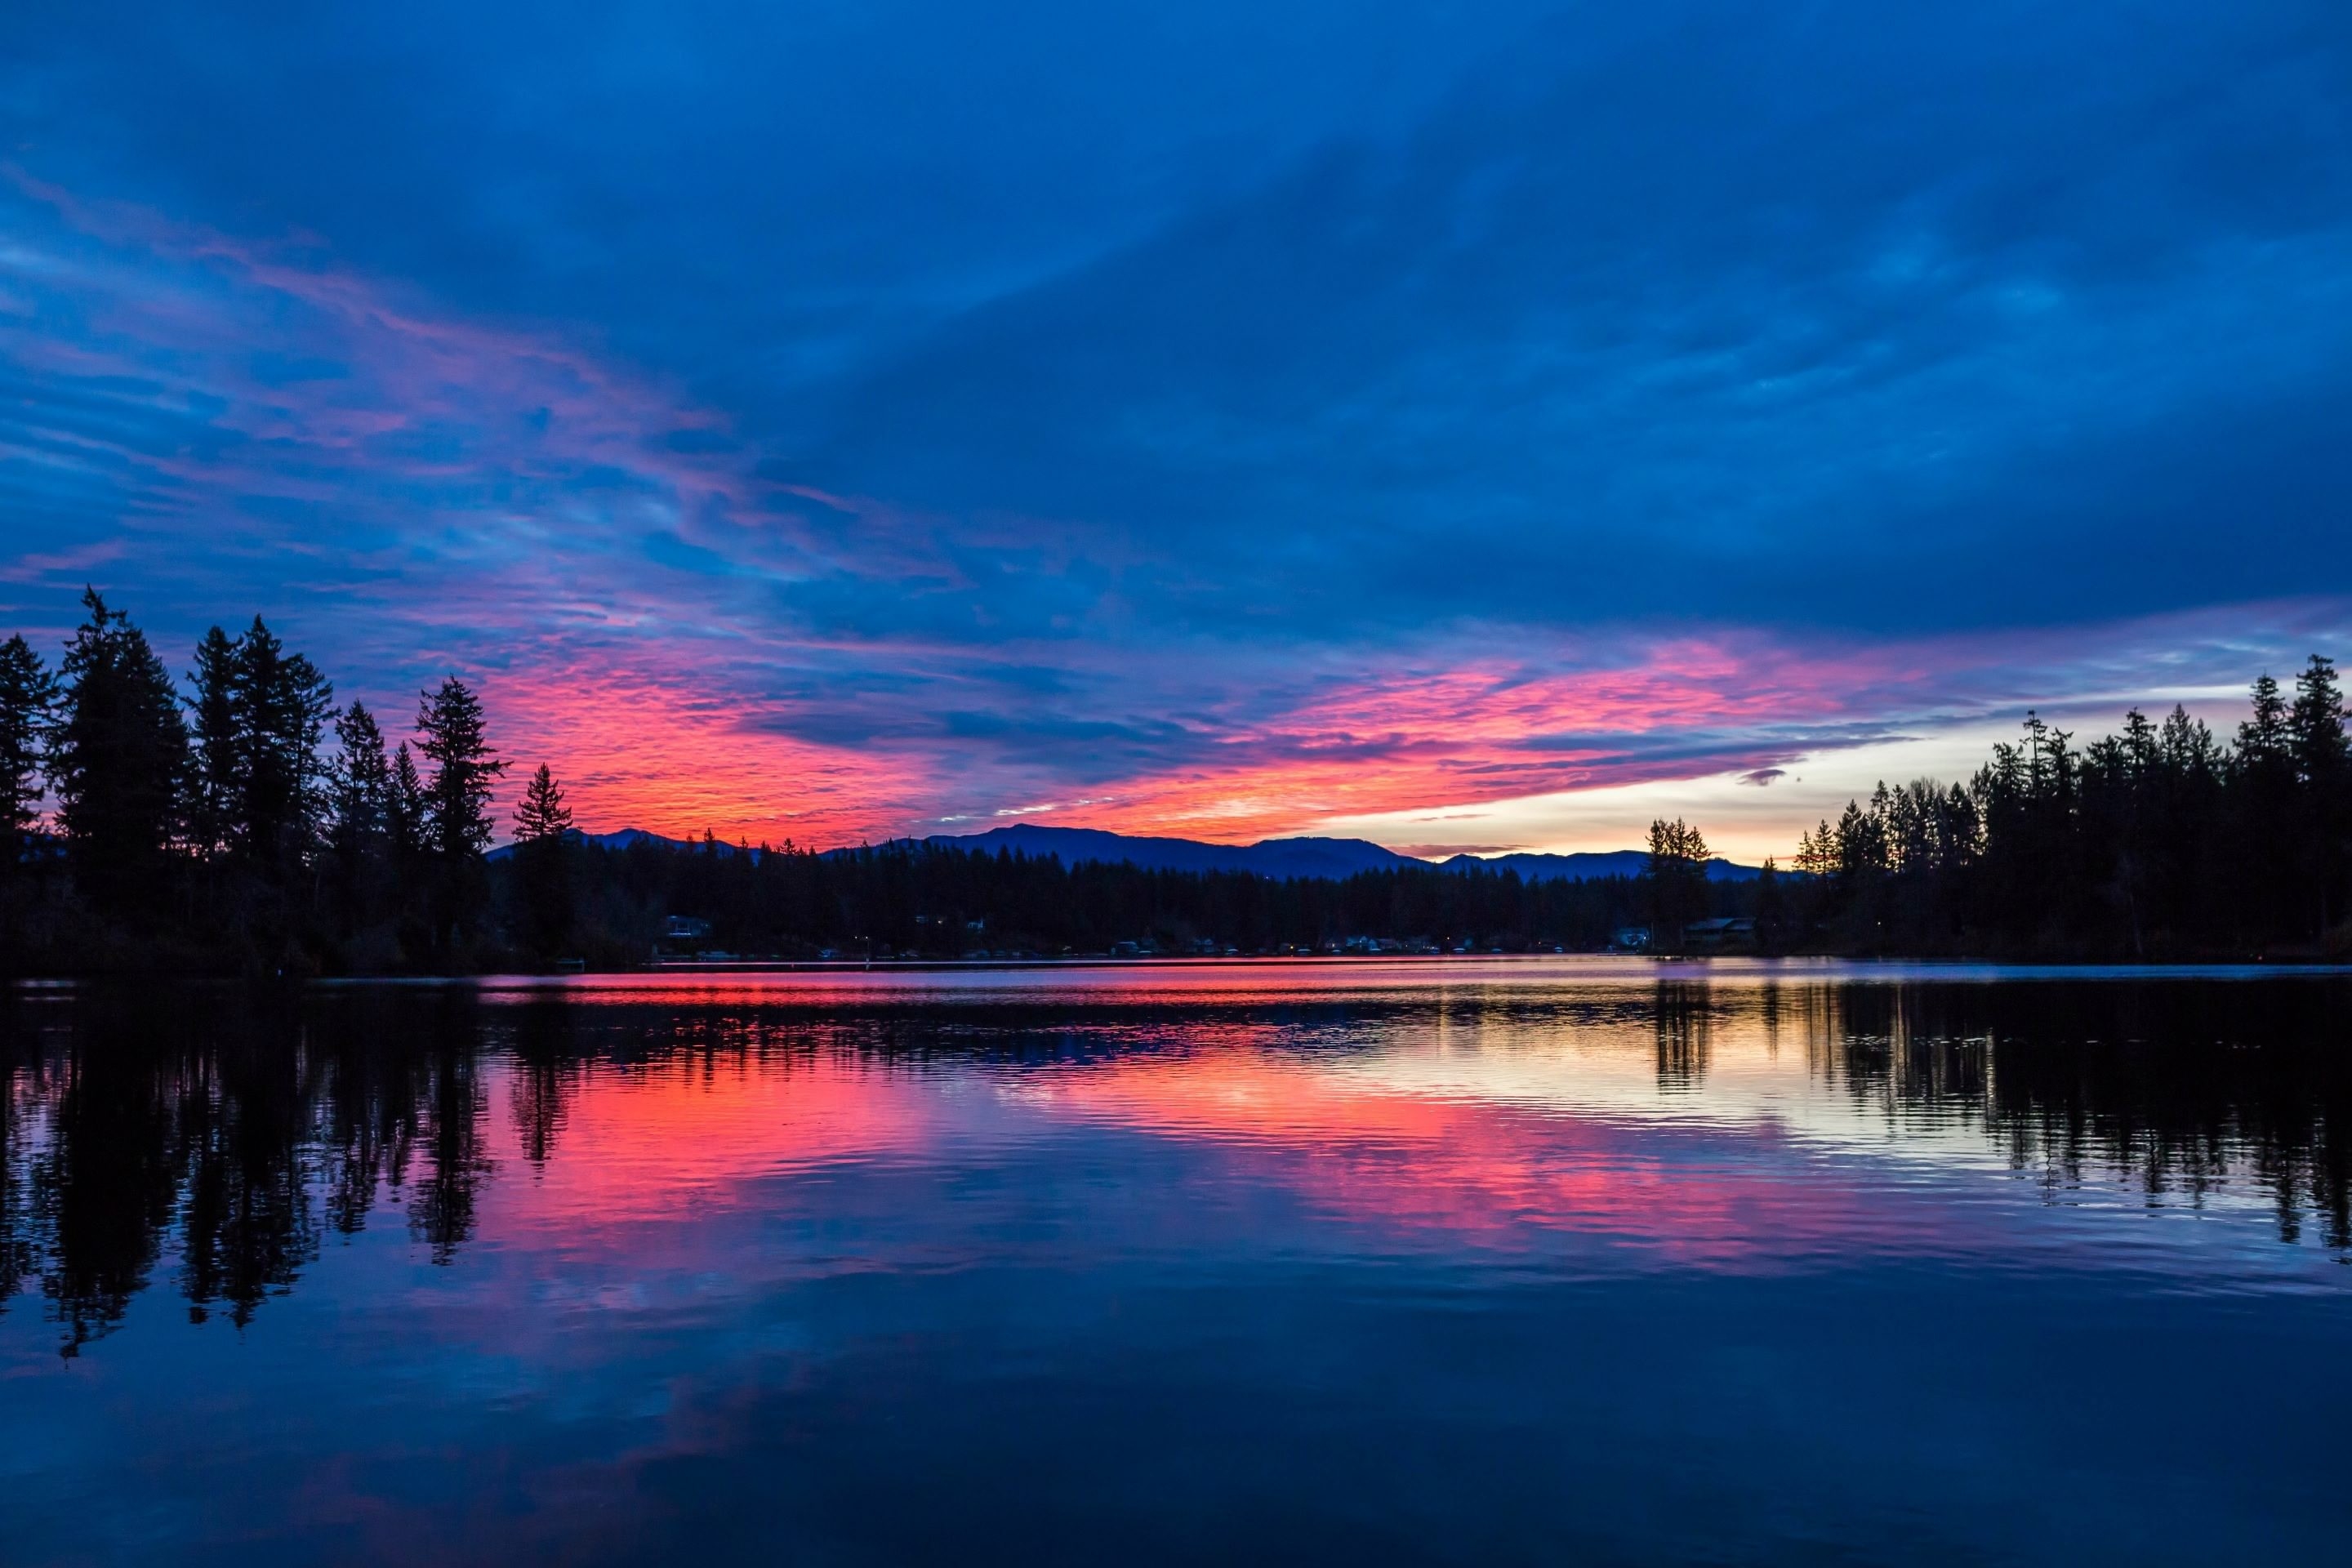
[{"left": 2, "top": 961, "right": 2348, "bottom": 1566}]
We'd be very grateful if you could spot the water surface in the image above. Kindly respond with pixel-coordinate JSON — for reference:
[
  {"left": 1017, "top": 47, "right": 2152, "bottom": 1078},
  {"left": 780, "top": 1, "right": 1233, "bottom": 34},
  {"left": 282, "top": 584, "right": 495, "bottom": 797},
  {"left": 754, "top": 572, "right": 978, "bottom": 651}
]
[{"left": 3, "top": 960, "right": 2348, "bottom": 1564}]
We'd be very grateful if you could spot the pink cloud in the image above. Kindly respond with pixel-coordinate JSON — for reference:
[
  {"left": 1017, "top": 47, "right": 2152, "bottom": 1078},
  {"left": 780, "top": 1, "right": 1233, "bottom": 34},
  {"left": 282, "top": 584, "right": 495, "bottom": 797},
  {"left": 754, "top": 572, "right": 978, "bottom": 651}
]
[{"left": 6, "top": 169, "right": 2346, "bottom": 853}]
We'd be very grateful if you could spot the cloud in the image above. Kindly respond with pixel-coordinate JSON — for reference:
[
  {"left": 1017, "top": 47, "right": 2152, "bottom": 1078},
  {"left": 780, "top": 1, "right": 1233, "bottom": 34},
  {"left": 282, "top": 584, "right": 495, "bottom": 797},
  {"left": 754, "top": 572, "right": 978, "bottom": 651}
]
[
  {"left": 1738, "top": 769, "right": 1786, "bottom": 787},
  {"left": 2, "top": 2, "right": 2350, "bottom": 849}
]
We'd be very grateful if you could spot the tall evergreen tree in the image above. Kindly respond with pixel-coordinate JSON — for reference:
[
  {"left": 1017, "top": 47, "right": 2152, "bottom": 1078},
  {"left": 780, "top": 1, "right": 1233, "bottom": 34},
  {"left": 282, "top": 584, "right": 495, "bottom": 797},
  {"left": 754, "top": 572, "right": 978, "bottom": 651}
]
[
  {"left": 0, "top": 635, "right": 58, "bottom": 875},
  {"left": 2287, "top": 654, "right": 2349, "bottom": 931},
  {"left": 414, "top": 678, "right": 505, "bottom": 952},
  {"left": 331, "top": 703, "right": 393, "bottom": 849},
  {"left": 185, "top": 617, "right": 332, "bottom": 871},
  {"left": 231, "top": 617, "right": 333, "bottom": 871},
  {"left": 327, "top": 703, "right": 395, "bottom": 932},
  {"left": 511, "top": 764, "right": 576, "bottom": 958},
  {"left": 47, "top": 589, "right": 188, "bottom": 910},
  {"left": 385, "top": 740, "right": 432, "bottom": 956},
  {"left": 1644, "top": 817, "right": 1710, "bottom": 949},
  {"left": 185, "top": 626, "right": 241, "bottom": 859},
  {"left": 511, "top": 764, "right": 573, "bottom": 842},
  {"left": 2238, "top": 674, "right": 2291, "bottom": 765},
  {"left": 388, "top": 742, "right": 427, "bottom": 866},
  {"left": 2288, "top": 655, "right": 2347, "bottom": 785},
  {"left": 416, "top": 679, "right": 505, "bottom": 860},
  {"left": 2232, "top": 672, "right": 2301, "bottom": 936}
]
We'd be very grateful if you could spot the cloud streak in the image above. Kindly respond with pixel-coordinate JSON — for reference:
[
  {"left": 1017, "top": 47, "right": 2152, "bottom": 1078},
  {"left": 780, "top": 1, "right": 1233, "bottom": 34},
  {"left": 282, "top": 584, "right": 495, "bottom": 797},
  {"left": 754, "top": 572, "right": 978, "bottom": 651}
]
[{"left": 2, "top": 2, "right": 2349, "bottom": 851}]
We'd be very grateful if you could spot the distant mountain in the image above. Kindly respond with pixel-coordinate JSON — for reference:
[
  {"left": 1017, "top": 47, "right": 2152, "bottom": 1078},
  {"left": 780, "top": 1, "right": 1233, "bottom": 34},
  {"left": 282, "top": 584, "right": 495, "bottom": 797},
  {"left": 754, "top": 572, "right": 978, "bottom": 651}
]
[
  {"left": 488, "top": 826, "right": 760, "bottom": 862},
  {"left": 500, "top": 821, "right": 1762, "bottom": 882},
  {"left": 906, "top": 824, "right": 1762, "bottom": 883},
  {"left": 1436, "top": 849, "right": 1762, "bottom": 884},
  {"left": 901, "top": 823, "right": 1414, "bottom": 880}
]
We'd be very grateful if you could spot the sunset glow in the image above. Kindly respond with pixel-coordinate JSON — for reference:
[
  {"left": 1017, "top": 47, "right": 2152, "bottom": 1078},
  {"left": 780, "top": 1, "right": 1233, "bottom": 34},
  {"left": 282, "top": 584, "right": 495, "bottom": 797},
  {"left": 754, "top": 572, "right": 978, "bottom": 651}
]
[{"left": 7, "top": 4, "right": 2350, "bottom": 855}]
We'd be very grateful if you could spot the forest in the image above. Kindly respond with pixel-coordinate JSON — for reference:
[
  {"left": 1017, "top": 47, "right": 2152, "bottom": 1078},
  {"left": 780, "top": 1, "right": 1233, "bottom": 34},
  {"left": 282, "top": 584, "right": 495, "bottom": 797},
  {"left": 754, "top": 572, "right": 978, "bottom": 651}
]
[{"left": 1, "top": 586, "right": 2346, "bottom": 971}]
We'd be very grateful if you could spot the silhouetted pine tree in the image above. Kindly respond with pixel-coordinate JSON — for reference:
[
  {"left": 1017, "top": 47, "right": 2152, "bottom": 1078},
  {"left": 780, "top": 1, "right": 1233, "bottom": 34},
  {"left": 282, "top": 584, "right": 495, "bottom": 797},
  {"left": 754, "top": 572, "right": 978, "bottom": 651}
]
[
  {"left": 330, "top": 704, "right": 392, "bottom": 849},
  {"left": 2149, "top": 705, "right": 2225, "bottom": 939},
  {"left": 513, "top": 764, "right": 572, "bottom": 840},
  {"left": 2288, "top": 655, "right": 2349, "bottom": 933},
  {"left": 510, "top": 764, "right": 576, "bottom": 958},
  {"left": 414, "top": 678, "right": 505, "bottom": 956},
  {"left": 2233, "top": 672, "right": 2300, "bottom": 939},
  {"left": 1644, "top": 817, "right": 1709, "bottom": 949},
  {"left": 185, "top": 626, "right": 242, "bottom": 860},
  {"left": 1753, "top": 857, "right": 1785, "bottom": 946},
  {"left": 386, "top": 741, "right": 430, "bottom": 957},
  {"left": 47, "top": 590, "right": 188, "bottom": 913},
  {"left": 327, "top": 702, "right": 394, "bottom": 935},
  {"left": 230, "top": 618, "right": 334, "bottom": 874},
  {"left": 0, "top": 634, "right": 58, "bottom": 875},
  {"left": 388, "top": 742, "right": 427, "bottom": 865}
]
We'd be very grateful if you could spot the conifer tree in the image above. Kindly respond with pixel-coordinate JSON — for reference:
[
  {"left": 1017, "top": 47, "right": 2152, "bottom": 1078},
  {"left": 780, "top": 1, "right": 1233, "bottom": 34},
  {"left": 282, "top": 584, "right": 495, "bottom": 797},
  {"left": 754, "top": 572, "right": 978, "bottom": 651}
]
[
  {"left": 186, "top": 617, "right": 332, "bottom": 871},
  {"left": 327, "top": 703, "right": 394, "bottom": 931},
  {"left": 414, "top": 677, "right": 505, "bottom": 952},
  {"left": 384, "top": 740, "right": 432, "bottom": 956},
  {"left": 415, "top": 678, "right": 505, "bottom": 860},
  {"left": 0, "top": 635, "right": 57, "bottom": 875},
  {"left": 2287, "top": 654, "right": 2348, "bottom": 931},
  {"left": 233, "top": 617, "right": 334, "bottom": 871},
  {"left": 185, "top": 626, "right": 242, "bottom": 858},
  {"left": 511, "top": 764, "right": 576, "bottom": 957},
  {"left": 1643, "top": 817, "right": 1710, "bottom": 949},
  {"left": 511, "top": 764, "right": 572, "bottom": 841},
  {"left": 1753, "top": 856, "right": 1784, "bottom": 946},
  {"left": 2238, "top": 674, "right": 2290, "bottom": 766},
  {"left": 331, "top": 703, "right": 393, "bottom": 848},
  {"left": 388, "top": 742, "right": 427, "bottom": 864},
  {"left": 2288, "top": 655, "right": 2347, "bottom": 786},
  {"left": 47, "top": 589, "right": 188, "bottom": 909},
  {"left": 2232, "top": 672, "right": 2301, "bottom": 936}
]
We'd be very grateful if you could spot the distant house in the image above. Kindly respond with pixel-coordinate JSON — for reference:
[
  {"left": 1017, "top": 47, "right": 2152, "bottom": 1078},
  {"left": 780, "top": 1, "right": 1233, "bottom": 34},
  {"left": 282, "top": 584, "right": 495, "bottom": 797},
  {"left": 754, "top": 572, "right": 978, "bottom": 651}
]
[
  {"left": 1683, "top": 917, "right": 1756, "bottom": 951},
  {"left": 1612, "top": 925, "right": 1652, "bottom": 951},
  {"left": 1337, "top": 936, "right": 1415, "bottom": 956},
  {"left": 663, "top": 915, "right": 712, "bottom": 942}
]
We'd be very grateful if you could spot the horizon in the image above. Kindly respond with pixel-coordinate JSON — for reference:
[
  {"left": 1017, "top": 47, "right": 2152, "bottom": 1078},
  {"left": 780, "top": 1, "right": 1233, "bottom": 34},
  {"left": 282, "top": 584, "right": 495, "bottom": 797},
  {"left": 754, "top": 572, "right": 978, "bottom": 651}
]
[
  {"left": 560, "top": 819, "right": 1720, "bottom": 864},
  {"left": 7, "top": 3, "right": 2349, "bottom": 866},
  {"left": 9, "top": 11, "right": 2350, "bottom": 1559}
]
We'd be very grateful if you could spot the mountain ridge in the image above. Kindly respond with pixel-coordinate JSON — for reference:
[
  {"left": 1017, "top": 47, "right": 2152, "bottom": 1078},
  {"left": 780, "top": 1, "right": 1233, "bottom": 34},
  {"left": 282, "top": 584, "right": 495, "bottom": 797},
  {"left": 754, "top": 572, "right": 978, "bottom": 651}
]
[{"left": 518, "top": 822, "right": 1762, "bottom": 883}]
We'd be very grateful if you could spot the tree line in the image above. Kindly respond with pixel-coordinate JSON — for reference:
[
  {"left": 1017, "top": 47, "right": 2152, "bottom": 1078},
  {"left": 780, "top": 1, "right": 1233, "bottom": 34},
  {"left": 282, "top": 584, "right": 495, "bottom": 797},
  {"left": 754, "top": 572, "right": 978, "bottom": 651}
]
[
  {"left": 1, "top": 588, "right": 518, "bottom": 972},
  {"left": 1766, "top": 657, "right": 2350, "bottom": 956},
  {"left": 0, "top": 585, "right": 1670, "bottom": 969},
  {"left": 571, "top": 833, "right": 1661, "bottom": 963},
  {"left": 0, "top": 586, "right": 2345, "bottom": 967}
]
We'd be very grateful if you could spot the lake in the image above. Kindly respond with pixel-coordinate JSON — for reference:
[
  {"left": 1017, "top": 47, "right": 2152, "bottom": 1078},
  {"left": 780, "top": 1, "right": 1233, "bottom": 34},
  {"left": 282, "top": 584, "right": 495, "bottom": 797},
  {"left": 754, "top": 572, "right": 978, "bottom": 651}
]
[{"left": 2, "top": 960, "right": 2347, "bottom": 1565}]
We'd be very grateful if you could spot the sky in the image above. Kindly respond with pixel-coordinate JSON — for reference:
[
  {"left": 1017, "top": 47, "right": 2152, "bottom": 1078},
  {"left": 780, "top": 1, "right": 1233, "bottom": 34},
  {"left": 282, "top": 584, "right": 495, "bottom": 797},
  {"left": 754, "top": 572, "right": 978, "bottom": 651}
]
[{"left": 2, "top": 1, "right": 2349, "bottom": 861}]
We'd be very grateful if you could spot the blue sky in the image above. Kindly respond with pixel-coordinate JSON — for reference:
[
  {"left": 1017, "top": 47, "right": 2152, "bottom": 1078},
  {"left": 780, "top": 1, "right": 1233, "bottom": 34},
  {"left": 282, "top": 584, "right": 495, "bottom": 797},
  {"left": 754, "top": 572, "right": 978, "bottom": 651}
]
[{"left": 2, "top": 1, "right": 2347, "bottom": 854}]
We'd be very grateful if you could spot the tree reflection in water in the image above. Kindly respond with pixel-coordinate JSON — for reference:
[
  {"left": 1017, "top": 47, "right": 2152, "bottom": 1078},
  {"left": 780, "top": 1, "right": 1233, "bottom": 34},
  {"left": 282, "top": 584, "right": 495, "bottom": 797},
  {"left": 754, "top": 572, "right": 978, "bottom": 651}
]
[
  {"left": 1793, "top": 982, "right": 2352, "bottom": 1250},
  {"left": 0, "top": 987, "right": 501, "bottom": 1355},
  {"left": 0, "top": 976, "right": 2345, "bottom": 1357}
]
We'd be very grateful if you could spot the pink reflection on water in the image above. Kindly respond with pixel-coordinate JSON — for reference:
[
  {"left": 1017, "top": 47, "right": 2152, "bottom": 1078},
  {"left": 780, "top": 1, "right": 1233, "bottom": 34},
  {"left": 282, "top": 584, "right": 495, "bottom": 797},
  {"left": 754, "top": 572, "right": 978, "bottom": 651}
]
[
  {"left": 1020, "top": 1044, "right": 1933, "bottom": 1267},
  {"left": 460, "top": 969, "right": 2010, "bottom": 1276}
]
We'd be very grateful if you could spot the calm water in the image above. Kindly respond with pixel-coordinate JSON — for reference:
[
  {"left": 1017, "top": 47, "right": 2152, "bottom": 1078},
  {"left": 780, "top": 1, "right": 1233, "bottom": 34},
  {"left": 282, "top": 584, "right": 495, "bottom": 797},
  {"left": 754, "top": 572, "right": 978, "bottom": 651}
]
[{"left": 2, "top": 960, "right": 2348, "bottom": 1566}]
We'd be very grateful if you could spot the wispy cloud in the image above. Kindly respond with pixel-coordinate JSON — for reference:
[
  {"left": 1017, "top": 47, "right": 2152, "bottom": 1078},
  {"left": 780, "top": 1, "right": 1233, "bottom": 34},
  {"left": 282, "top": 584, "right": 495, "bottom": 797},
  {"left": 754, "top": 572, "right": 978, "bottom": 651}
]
[{"left": 3, "top": 2, "right": 2349, "bottom": 849}]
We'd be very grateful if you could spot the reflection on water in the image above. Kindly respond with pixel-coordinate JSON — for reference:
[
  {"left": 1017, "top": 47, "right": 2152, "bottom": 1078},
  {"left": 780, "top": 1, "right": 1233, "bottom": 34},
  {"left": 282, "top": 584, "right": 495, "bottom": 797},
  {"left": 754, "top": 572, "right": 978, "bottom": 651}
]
[
  {"left": 2, "top": 962, "right": 2349, "bottom": 1565},
  {"left": 1796, "top": 982, "right": 2350, "bottom": 1250}
]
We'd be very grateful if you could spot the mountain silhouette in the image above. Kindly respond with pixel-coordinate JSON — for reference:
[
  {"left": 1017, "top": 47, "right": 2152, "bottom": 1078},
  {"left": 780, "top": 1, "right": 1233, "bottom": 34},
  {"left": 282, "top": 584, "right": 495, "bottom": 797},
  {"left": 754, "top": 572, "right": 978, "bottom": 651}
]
[
  {"left": 492, "top": 822, "right": 1762, "bottom": 882},
  {"left": 913, "top": 824, "right": 1761, "bottom": 882}
]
